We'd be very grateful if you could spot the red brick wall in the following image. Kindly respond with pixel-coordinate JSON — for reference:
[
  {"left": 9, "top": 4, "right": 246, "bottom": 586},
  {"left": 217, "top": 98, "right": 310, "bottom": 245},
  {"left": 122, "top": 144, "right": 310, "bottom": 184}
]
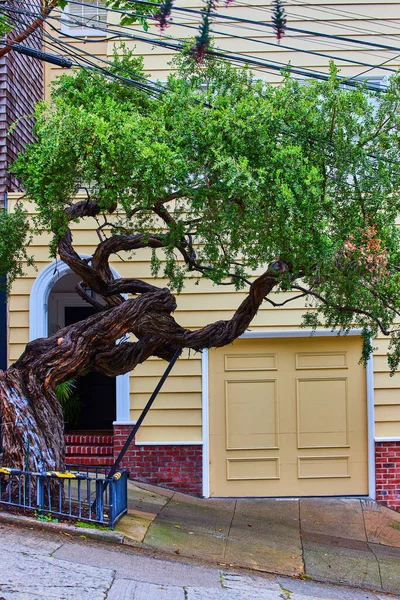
[
  {"left": 375, "top": 441, "right": 400, "bottom": 511},
  {"left": 113, "top": 425, "right": 203, "bottom": 496}
]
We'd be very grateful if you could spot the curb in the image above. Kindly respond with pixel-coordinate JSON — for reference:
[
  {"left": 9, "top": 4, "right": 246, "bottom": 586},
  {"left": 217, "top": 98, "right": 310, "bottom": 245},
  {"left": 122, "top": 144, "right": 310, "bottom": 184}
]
[{"left": 0, "top": 511, "right": 124, "bottom": 544}]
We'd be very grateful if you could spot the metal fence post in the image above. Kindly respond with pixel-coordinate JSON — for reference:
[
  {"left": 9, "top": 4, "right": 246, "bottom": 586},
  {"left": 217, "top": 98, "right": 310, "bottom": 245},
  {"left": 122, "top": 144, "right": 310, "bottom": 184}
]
[
  {"left": 109, "top": 479, "right": 115, "bottom": 529},
  {"left": 37, "top": 475, "right": 45, "bottom": 511},
  {"left": 95, "top": 479, "right": 104, "bottom": 523}
]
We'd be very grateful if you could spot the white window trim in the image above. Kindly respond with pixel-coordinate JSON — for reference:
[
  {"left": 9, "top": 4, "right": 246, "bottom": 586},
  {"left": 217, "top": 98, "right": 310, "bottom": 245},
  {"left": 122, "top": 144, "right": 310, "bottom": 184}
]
[{"left": 60, "top": 2, "right": 107, "bottom": 38}]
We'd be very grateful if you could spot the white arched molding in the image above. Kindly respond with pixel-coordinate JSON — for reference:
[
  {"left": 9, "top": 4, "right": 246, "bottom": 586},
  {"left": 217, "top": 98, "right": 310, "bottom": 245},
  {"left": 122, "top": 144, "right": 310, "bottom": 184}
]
[{"left": 29, "top": 256, "right": 131, "bottom": 424}]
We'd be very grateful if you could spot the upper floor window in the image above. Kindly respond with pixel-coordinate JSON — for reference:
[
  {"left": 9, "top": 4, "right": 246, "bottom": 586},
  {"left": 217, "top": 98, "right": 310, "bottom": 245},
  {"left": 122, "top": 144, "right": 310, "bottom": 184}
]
[{"left": 61, "top": 0, "right": 107, "bottom": 36}]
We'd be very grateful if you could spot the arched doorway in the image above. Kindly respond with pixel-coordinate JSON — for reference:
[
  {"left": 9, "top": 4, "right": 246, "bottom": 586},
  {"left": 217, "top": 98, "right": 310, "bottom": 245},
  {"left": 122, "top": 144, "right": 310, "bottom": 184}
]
[
  {"left": 29, "top": 258, "right": 131, "bottom": 427},
  {"left": 48, "top": 272, "right": 116, "bottom": 431}
]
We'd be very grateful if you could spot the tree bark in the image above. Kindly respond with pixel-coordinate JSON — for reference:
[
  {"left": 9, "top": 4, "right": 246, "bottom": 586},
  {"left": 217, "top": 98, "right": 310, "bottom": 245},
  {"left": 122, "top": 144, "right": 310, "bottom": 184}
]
[{"left": 0, "top": 369, "right": 64, "bottom": 472}]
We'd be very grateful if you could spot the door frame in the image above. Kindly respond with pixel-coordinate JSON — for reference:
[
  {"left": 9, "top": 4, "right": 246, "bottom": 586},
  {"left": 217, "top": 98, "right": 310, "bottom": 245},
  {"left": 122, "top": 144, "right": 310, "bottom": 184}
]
[
  {"left": 29, "top": 258, "right": 132, "bottom": 425},
  {"left": 202, "top": 329, "right": 375, "bottom": 499}
]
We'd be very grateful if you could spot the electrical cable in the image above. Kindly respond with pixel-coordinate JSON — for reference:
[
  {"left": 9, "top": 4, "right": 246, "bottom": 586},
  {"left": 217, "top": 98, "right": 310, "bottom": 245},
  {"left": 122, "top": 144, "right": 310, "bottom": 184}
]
[
  {"left": 4, "top": 3, "right": 392, "bottom": 89},
  {"left": 3, "top": 8, "right": 164, "bottom": 95},
  {"left": 7, "top": 1, "right": 400, "bottom": 81},
  {"left": 120, "top": 0, "right": 400, "bottom": 53},
  {"left": 7, "top": 4, "right": 347, "bottom": 84},
  {"left": 10, "top": 0, "right": 400, "bottom": 55},
  {"left": 6, "top": 5, "right": 400, "bottom": 174},
  {"left": 232, "top": 0, "right": 400, "bottom": 44}
]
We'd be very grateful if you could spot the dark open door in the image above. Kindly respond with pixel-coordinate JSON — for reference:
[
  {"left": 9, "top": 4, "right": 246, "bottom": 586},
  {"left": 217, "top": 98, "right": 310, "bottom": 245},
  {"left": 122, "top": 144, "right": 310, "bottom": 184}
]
[{"left": 65, "top": 306, "right": 116, "bottom": 431}]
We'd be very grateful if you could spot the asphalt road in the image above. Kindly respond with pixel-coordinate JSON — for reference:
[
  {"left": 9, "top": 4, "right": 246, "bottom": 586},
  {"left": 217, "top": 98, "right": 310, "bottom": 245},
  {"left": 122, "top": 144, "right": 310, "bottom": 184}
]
[{"left": 0, "top": 523, "right": 397, "bottom": 600}]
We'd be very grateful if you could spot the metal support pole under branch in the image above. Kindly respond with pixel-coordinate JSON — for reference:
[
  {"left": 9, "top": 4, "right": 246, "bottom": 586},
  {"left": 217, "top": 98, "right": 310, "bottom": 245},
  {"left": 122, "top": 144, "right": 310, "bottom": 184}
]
[{"left": 107, "top": 347, "right": 182, "bottom": 480}]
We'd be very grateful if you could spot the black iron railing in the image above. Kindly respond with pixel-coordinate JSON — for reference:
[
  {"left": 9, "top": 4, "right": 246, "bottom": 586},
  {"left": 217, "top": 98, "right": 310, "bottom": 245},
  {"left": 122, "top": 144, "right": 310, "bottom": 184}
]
[{"left": 0, "top": 465, "right": 127, "bottom": 529}]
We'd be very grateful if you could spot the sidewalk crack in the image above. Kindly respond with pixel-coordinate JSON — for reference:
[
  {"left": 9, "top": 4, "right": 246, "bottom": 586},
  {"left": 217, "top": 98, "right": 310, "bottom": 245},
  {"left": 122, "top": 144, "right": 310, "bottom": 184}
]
[
  {"left": 361, "top": 500, "right": 383, "bottom": 592},
  {"left": 103, "top": 570, "right": 116, "bottom": 599},
  {"left": 298, "top": 500, "right": 305, "bottom": 575},
  {"left": 49, "top": 542, "right": 64, "bottom": 558},
  {"left": 223, "top": 499, "right": 237, "bottom": 561}
]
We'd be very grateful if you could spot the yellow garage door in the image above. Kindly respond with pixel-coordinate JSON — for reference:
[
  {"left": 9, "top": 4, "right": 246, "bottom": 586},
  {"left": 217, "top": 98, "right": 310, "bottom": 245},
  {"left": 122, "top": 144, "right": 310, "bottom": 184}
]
[{"left": 209, "top": 336, "right": 368, "bottom": 497}]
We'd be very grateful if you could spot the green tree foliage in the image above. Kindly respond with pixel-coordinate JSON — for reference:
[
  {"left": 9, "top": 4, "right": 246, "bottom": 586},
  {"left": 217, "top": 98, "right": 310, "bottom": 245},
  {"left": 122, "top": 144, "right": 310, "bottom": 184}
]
[
  {"left": 0, "top": 206, "right": 33, "bottom": 293},
  {"left": 9, "top": 52, "right": 400, "bottom": 369}
]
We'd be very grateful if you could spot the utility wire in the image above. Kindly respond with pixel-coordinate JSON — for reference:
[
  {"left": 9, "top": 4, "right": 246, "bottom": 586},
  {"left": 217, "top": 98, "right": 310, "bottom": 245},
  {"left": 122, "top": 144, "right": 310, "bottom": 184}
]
[
  {"left": 233, "top": 0, "right": 400, "bottom": 41},
  {"left": 120, "top": 0, "right": 400, "bottom": 54},
  {"left": 3, "top": 7, "right": 164, "bottom": 95},
  {"left": 59, "top": 0, "right": 400, "bottom": 67},
  {"left": 10, "top": 0, "right": 400, "bottom": 55},
  {"left": 5, "top": 6, "right": 400, "bottom": 174},
  {"left": 235, "top": 0, "right": 400, "bottom": 41},
  {"left": 4, "top": 3, "right": 394, "bottom": 89},
  {"left": 7, "top": 4, "right": 353, "bottom": 85},
  {"left": 8, "top": 1, "right": 400, "bottom": 80}
]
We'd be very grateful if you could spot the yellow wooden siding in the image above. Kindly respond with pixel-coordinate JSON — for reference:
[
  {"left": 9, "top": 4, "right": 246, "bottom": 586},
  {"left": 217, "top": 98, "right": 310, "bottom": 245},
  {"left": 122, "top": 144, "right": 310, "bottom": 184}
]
[
  {"left": 8, "top": 188, "right": 400, "bottom": 442},
  {"left": 372, "top": 334, "right": 400, "bottom": 438},
  {"left": 11, "top": 0, "right": 400, "bottom": 442}
]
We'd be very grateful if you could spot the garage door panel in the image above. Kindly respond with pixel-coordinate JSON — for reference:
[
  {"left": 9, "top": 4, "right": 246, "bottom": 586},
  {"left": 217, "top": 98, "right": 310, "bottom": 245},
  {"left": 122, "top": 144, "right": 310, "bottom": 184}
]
[
  {"left": 298, "top": 456, "right": 351, "bottom": 479},
  {"left": 226, "top": 457, "right": 280, "bottom": 480},
  {"left": 295, "top": 352, "right": 348, "bottom": 370},
  {"left": 225, "top": 354, "right": 277, "bottom": 371},
  {"left": 296, "top": 378, "right": 349, "bottom": 448},
  {"left": 225, "top": 379, "right": 278, "bottom": 450}
]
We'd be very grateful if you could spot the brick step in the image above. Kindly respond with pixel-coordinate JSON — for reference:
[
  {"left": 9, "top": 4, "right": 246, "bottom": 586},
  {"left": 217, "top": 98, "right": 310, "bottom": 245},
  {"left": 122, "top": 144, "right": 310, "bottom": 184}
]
[
  {"left": 64, "top": 434, "right": 114, "bottom": 445},
  {"left": 65, "top": 456, "right": 114, "bottom": 467},
  {"left": 66, "top": 445, "right": 113, "bottom": 456}
]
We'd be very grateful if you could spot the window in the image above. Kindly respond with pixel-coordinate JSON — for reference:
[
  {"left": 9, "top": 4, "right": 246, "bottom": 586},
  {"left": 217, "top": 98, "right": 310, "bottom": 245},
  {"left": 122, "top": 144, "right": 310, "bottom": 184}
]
[{"left": 61, "top": 0, "right": 107, "bottom": 36}]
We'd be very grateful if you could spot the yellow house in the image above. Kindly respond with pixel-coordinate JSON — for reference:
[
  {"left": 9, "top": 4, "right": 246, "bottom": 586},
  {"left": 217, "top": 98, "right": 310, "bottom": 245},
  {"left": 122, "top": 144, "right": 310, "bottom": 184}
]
[{"left": 5, "top": 0, "right": 400, "bottom": 508}]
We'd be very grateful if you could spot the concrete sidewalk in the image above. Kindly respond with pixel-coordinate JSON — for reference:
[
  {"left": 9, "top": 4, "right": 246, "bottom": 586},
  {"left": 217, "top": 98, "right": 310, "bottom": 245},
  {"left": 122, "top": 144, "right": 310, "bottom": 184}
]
[{"left": 116, "top": 482, "right": 400, "bottom": 595}]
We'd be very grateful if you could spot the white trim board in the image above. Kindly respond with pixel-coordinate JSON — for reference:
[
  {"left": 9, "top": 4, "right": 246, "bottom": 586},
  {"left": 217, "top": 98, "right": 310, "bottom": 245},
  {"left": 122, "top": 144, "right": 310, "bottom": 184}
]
[
  {"left": 375, "top": 437, "right": 400, "bottom": 443},
  {"left": 136, "top": 441, "right": 203, "bottom": 446},
  {"left": 240, "top": 329, "right": 363, "bottom": 338},
  {"left": 202, "top": 348, "right": 210, "bottom": 498},
  {"left": 202, "top": 329, "right": 375, "bottom": 500},
  {"left": 366, "top": 354, "right": 376, "bottom": 499},
  {"left": 29, "top": 257, "right": 130, "bottom": 423}
]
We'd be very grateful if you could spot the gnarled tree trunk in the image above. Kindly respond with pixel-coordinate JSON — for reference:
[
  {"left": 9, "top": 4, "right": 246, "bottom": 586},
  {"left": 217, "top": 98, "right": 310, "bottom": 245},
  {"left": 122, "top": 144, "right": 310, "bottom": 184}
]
[
  {"left": 0, "top": 198, "right": 283, "bottom": 472},
  {"left": 0, "top": 269, "right": 279, "bottom": 472}
]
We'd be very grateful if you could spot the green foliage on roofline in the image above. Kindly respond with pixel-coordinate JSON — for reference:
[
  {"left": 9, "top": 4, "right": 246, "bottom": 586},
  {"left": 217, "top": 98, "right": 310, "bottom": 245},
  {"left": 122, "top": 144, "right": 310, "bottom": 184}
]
[{"left": 8, "top": 49, "right": 400, "bottom": 369}]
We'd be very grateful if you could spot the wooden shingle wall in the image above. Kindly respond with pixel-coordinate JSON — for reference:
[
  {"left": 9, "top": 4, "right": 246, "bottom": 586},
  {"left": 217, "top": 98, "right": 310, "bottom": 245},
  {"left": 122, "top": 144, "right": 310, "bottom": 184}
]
[{"left": 0, "top": 0, "right": 43, "bottom": 192}]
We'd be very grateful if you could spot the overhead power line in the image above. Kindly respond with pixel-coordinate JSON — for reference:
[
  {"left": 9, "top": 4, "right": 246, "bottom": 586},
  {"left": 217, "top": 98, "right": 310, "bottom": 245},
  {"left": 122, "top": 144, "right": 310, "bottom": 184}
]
[
  {"left": 4, "top": 3, "right": 353, "bottom": 84},
  {"left": 11, "top": 43, "right": 73, "bottom": 67},
  {"left": 235, "top": 0, "right": 400, "bottom": 42},
  {"left": 4, "top": 2, "right": 395, "bottom": 90},
  {"left": 4, "top": 4, "right": 400, "bottom": 175},
  {"left": 121, "top": 0, "right": 400, "bottom": 54},
  {"left": 1, "top": 1, "right": 398, "bottom": 90}
]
